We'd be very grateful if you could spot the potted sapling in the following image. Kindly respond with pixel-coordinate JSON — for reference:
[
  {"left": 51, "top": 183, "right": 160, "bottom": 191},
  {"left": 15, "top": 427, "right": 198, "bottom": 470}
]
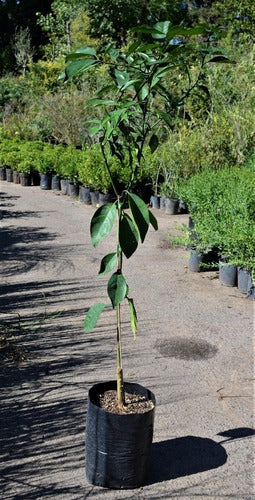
[{"left": 63, "top": 21, "right": 227, "bottom": 488}]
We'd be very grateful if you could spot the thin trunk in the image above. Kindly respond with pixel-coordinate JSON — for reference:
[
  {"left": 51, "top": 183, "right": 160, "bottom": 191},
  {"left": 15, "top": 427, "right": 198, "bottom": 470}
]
[{"left": 116, "top": 197, "right": 125, "bottom": 408}]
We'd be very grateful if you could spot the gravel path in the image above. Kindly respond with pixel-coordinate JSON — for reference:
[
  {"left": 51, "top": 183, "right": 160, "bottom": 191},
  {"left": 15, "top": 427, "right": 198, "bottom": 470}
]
[{"left": 0, "top": 181, "right": 254, "bottom": 499}]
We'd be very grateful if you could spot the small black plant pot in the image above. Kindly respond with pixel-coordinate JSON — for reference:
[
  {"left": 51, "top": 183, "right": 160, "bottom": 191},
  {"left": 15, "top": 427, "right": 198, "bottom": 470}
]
[
  {"left": 188, "top": 249, "right": 203, "bottom": 272},
  {"left": 79, "top": 186, "right": 91, "bottom": 204},
  {"left": 99, "top": 192, "right": 112, "bottom": 206},
  {"left": 60, "top": 178, "right": 69, "bottom": 195},
  {"left": 51, "top": 175, "right": 61, "bottom": 191},
  {"left": 237, "top": 268, "right": 253, "bottom": 294},
  {"left": 90, "top": 190, "right": 100, "bottom": 206},
  {"left": 85, "top": 381, "right": 155, "bottom": 489},
  {"left": 40, "top": 173, "right": 52, "bottom": 190},
  {"left": 31, "top": 170, "right": 40, "bottom": 186},
  {"left": 150, "top": 195, "right": 160, "bottom": 209},
  {"left": 13, "top": 170, "right": 20, "bottom": 184},
  {"left": 160, "top": 196, "right": 166, "bottom": 210},
  {"left": 0, "top": 167, "right": 6, "bottom": 180},
  {"left": 6, "top": 167, "right": 13, "bottom": 182},
  {"left": 165, "top": 198, "right": 179, "bottom": 215},
  {"left": 67, "top": 182, "right": 79, "bottom": 198},
  {"left": 219, "top": 262, "right": 237, "bottom": 287},
  {"left": 19, "top": 172, "right": 31, "bottom": 186}
]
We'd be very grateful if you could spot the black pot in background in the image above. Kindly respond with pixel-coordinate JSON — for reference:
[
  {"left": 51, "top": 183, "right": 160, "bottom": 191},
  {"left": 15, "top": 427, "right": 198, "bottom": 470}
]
[
  {"left": 60, "top": 178, "right": 69, "bottom": 195},
  {"left": 188, "top": 249, "right": 203, "bottom": 272},
  {"left": 219, "top": 262, "right": 237, "bottom": 287},
  {"left": 179, "top": 199, "right": 188, "bottom": 214},
  {"left": 160, "top": 196, "right": 166, "bottom": 210},
  {"left": 85, "top": 381, "right": 155, "bottom": 489},
  {"left": 165, "top": 198, "right": 179, "bottom": 215},
  {"left": 31, "top": 170, "right": 40, "bottom": 186},
  {"left": 6, "top": 168, "right": 13, "bottom": 182},
  {"left": 237, "top": 268, "right": 253, "bottom": 294},
  {"left": 40, "top": 173, "right": 52, "bottom": 190},
  {"left": 90, "top": 190, "right": 100, "bottom": 207},
  {"left": 150, "top": 195, "right": 160, "bottom": 209},
  {"left": 79, "top": 186, "right": 91, "bottom": 204},
  {"left": 68, "top": 182, "right": 79, "bottom": 198},
  {"left": 51, "top": 175, "right": 61, "bottom": 191},
  {"left": 19, "top": 172, "right": 31, "bottom": 186},
  {"left": 13, "top": 170, "right": 20, "bottom": 184},
  {"left": 99, "top": 192, "right": 112, "bottom": 206},
  {"left": 0, "top": 167, "right": 6, "bottom": 180}
]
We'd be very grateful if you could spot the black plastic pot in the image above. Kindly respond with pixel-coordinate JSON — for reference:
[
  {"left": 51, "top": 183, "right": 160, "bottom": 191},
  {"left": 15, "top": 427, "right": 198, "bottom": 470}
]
[
  {"left": 68, "top": 182, "right": 79, "bottom": 198},
  {"left": 188, "top": 249, "right": 203, "bottom": 272},
  {"left": 60, "top": 178, "right": 69, "bottom": 195},
  {"left": 31, "top": 170, "right": 40, "bottom": 186},
  {"left": 79, "top": 186, "right": 91, "bottom": 204},
  {"left": 99, "top": 192, "right": 112, "bottom": 206},
  {"left": 160, "top": 196, "right": 166, "bottom": 210},
  {"left": 179, "top": 199, "right": 188, "bottom": 214},
  {"left": 19, "top": 172, "right": 31, "bottom": 186},
  {"left": 0, "top": 167, "right": 6, "bottom": 180},
  {"left": 40, "top": 173, "right": 52, "bottom": 190},
  {"left": 85, "top": 381, "right": 155, "bottom": 489},
  {"left": 13, "top": 170, "right": 20, "bottom": 184},
  {"left": 165, "top": 198, "right": 179, "bottom": 215},
  {"left": 150, "top": 195, "right": 160, "bottom": 209},
  {"left": 237, "top": 268, "right": 253, "bottom": 294},
  {"left": 51, "top": 175, "right": 61, "bottom": 191},
  {"left": 219, "top": 262, "right": 237, "bottom": 287},
  {"left": 6, "top": 168, "right": 13, "bottom": 182},
  {"left": 90, "top": 190, "right": 100, "bottom": 207}
]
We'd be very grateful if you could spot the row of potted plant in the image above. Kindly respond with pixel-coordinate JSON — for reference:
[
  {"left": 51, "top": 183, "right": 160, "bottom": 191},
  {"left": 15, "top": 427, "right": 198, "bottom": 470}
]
[{"left": 177, "top": 166, "right": 255, "bottom": 298}]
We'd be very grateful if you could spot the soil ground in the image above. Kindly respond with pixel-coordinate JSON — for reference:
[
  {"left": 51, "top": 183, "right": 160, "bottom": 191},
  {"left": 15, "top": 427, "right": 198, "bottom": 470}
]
[{"left": 0, "top": 180, "right": 254, "bottom": 499}]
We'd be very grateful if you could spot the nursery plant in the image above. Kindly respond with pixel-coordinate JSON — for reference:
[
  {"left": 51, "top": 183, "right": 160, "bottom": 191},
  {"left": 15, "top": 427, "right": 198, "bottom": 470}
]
[{"left": 64, "top": 20, "right": 229, "bottom": 487}]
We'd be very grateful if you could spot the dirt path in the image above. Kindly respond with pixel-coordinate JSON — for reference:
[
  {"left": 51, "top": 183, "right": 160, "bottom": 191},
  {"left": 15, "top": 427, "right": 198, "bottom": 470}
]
[{"left": 0, "top": 181, "right": 254, "bottom": 499}]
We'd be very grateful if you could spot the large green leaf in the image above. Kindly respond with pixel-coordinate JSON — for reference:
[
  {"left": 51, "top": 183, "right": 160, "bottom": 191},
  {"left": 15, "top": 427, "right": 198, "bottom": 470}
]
[
  {"left": 114, "top": 69, "right": 130, "bottom": 88},
  {"left": 65, "top": 58, "right": 97, "bottom": 78},
  {"left": 84, "top": 303, "right": 106, "bottom": 331},
  {"left": 98, "top": 252, "right": 117, "bottom": 275},
  {"left": 149, "top": 133, "right": 159, "bottom": 153},
  {"left": 152, "top": 21, "right": 171, "bottom": 39},
  {"left": 90, "top": 203, "right": 117, "bottom": 247},
  {"left": 119, "top": 214, "right": 139, "bottom": 258},
  {"left": 107, "top": 273, "right": 127, "bottom": 307},
  {"left": 149, "top": 210, "right": 158, "bottom": 231},
  {"left": 128, "top": 298, "right": 137, "bottom": 339},
  {"left": 86, "top": 98, "right": 117, "bottom": 108},
  {"left": 128, "top": 193, "right": 150, "bottom": 243},
  {"left": 66, "top": 47, "right": 97, "bottom": 61}
]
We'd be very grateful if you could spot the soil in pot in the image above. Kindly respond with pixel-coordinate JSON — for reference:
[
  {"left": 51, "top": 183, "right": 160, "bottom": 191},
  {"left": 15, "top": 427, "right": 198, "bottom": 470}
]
[
  {"left": 165, "top": 198, "right": 179, "bottom": 215},
  {"left": 0, "top": 167, "right": 6, "bottom": 180},
  {"left": 79, "top": 186, "right": 91, "bottom": 204},
  {"left": 219, "top": 262, "right": 237, "bottom": 287},
  {"left": 85, "top": 381, "right": 155, "bottom": 489}
]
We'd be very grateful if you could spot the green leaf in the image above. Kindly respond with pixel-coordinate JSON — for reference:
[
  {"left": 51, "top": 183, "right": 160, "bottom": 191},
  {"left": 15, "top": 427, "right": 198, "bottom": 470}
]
[
  {"left": 84, "top": 303, "right": 106, "bottom": 331},
  {"left": 65, "top": 58, "right": 97, "bottom": 78},
  {"left": 128, "top": 298, "right": 137, "bottom": 339},
  {"left": 66, "top": 47, "right": 97, "bottom": 61},
  {"left": 138, "top": 85, "right": 149, "bottom": 101},
  {"left": 149, "top": 133, "right": 159, "bottom": 153},
  {"left": 131, "top": 25, "right": 164, "bottom": 35},
  {"left": 107, "top": 273, "right": 127, "bottom": 307},
  {"left": 207, "top": 55, "right": 233, "bottom": 63},
  {"left": 98, "top": 252, "right": 117, "bottom": 275},
  {"left": 155, "top": 109, "right": 172, "bottom": 127},
  {"left": 86, "top": 98, "right": 117, "bottom": 108},
  {"left": 90, "top": 203, "right": 117, "bottom": 247},
  {"left": 119, "top": 214, "right": 139, "bottom": 258},
  {"left": 89, "top": 124, "right": 102, "bottom": 136},
  {"left": 128, "top": 193, "right": 150, "bottom": 243},
  {"left": 149, "top": 210, "right": 158, "bottom": 231},
  {"left": 114, "top": 69, "right": 130, "bottom": 88},
  {"left": 152, "top": 21, "right": 171, "bottom": 39}
]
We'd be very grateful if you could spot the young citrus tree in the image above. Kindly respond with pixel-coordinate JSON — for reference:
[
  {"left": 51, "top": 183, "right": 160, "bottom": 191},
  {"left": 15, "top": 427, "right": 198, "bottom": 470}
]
[{"left": 64, "top": 21, "right": 229, "bottom": 409}]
